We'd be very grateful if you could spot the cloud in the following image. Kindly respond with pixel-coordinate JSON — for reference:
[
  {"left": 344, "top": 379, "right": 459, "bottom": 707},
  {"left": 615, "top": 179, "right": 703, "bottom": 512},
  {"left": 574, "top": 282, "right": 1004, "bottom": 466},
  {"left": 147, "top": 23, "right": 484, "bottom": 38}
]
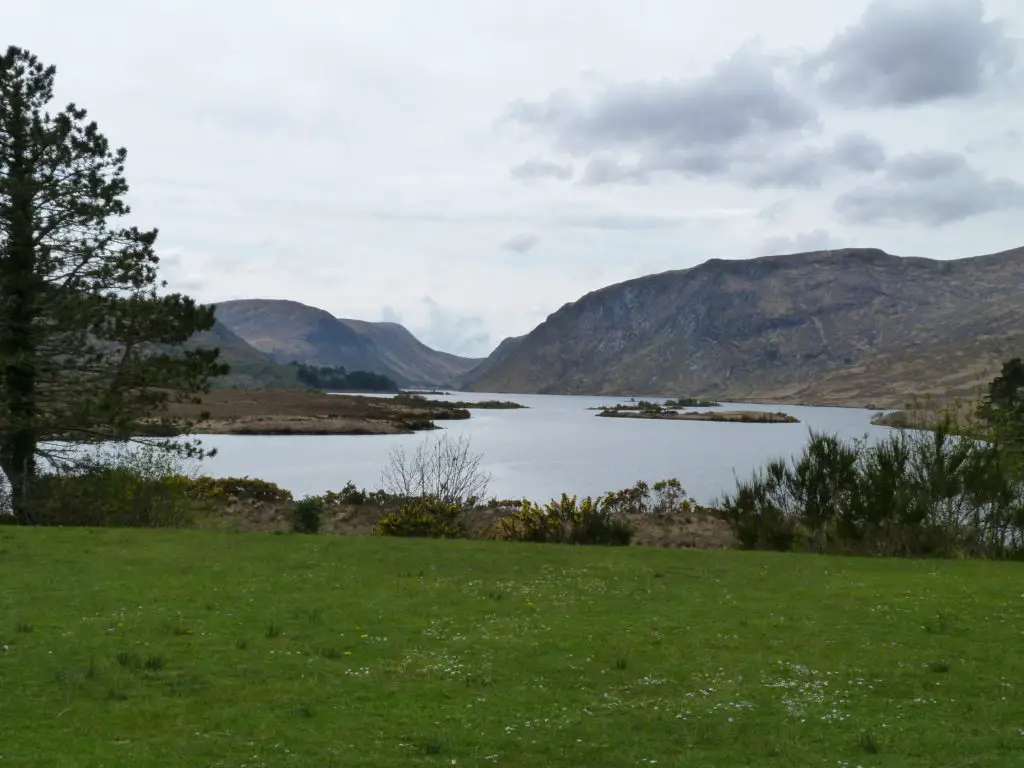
[
  {"left": 502, "top": 234, "right": 541, "bottom": 253},
  {"left": 510, "top": 158, "right": 574, "bottom": 182},
  {"left": 805, "top": 0, "right": 1021, "bottom": 106},
  {"left": 578, "top": 132, "right": 887, "bottom": 189},
  {"left": 760, "top": 230, "right": 843, "bottom": 256},
  {"left": 834, "top": 151, "right": 1024, "bottom": 225},
  {"left": 414, "top": 298, "right": 492, "bottom": 358},
  {"left": 380, "top": 305, "right": 403, "bottom": 324},
  {"left": 509, "top": 47, "right": 816, "bottom": 155}
]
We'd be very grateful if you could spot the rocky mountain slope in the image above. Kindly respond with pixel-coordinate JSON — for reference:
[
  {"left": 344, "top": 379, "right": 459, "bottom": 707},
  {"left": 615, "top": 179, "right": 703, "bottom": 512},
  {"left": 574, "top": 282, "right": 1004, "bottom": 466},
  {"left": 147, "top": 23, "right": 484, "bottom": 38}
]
[
  {"left": 213, "top": 299, "right": 480, "bottom": 387},
  {"left": 462, "top": 246, "right": 1024, "bottom": 407},
  {"left": 184, "top": 320, "right": 301, "bottom": 390}
]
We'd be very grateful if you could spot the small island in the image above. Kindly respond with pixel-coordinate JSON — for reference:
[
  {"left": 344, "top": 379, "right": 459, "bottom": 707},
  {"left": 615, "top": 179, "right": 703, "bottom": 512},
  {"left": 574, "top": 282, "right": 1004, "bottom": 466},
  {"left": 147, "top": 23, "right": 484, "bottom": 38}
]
[
  {"left": 395, "top": 393, "right": 527, "bottom": 409},
  {"left": 153, "top": 389, "right": 471, "bottom": 436},
  {"left": 663, "top": 397, "right": 722, "bottom": 408},
  {"left": 595, "top": 401, "right": 799, "bottom": 424}
]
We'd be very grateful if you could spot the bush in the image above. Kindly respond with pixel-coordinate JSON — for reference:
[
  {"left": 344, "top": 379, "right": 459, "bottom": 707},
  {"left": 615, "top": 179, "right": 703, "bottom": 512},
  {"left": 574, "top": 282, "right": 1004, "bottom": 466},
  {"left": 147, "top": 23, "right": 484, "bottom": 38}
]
[
  {"left": 497, "top": 494, "right": 633, "bottom": 546},
  {"left": 292, "top": 496, "right": 324, "bottom": 534},
  {"left": 25, "top": 444, "right": 200, "bottom": 528},
  {"left": 719, "top": 428, "right": 1024, "bottom": 558},
  {"left": 375, "top": 497, "right": 467, "bottom": 538},
  {"left": 380, "top": 433, "right": 490, "bottom": 506},
  {"left": 185, "top": 476, "right": 293, "bottom": 503},
  {"left": 603, "top": 478, "right": 702, "bottom": 517}
]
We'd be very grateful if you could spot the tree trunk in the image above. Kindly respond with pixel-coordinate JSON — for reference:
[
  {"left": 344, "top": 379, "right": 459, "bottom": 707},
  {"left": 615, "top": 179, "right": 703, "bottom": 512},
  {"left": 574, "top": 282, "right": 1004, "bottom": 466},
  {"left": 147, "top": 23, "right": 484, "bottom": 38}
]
[{"left": 0, "top": 86, "right": 40, "bottom": 524}]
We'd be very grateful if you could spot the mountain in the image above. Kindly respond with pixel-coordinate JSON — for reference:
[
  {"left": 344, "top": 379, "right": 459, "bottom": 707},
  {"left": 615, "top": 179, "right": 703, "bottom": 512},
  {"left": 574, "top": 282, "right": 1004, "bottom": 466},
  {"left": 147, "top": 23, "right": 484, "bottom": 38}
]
[
  {"left": 186, "top": 320, "right": 300, "bottom": 389},
  {"left": 213, "top": 299, "right": 481, "bottom": 387},
  {"left": 462, "top": 246, "right": 1024, "bottom": 407},
  {"left": 338, "top": 319, "right": 482, "bottom": 387}
]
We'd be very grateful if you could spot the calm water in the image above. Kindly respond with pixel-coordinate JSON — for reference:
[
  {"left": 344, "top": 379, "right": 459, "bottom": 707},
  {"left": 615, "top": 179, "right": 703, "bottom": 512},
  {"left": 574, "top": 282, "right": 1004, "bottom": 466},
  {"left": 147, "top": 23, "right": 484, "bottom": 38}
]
[{"left": 194, "top": 392, "right": 893, "bottom": 505}]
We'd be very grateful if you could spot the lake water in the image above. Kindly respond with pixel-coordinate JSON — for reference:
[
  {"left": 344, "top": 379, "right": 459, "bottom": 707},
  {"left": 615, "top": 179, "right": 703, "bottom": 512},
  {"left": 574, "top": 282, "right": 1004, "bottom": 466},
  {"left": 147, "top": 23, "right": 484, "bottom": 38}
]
[{"left": 194, "top": 392, "right": 894, "bottom": 505}]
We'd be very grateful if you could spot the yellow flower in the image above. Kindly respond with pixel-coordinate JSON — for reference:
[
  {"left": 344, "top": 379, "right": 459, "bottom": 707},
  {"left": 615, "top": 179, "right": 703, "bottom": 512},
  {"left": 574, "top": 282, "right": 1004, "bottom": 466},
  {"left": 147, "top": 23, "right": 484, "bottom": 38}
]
[
  {"left": 343, "top": 651, "right": 352, "bottom": 656},
  {"left": 360, "top": 634, "right": 368, "bottom": 639}
]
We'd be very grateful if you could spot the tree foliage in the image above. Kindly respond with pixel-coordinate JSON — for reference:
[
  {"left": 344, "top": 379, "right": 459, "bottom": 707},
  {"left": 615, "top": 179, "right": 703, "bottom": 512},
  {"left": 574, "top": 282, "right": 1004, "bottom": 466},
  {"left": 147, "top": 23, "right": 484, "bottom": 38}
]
[
  {"left": 979, "top": 357, "right": 1024, "bottom": 447},
  {"left": 0, "top": 46, "right": 224, "bottom": 522},
  {"left": 290, "top": 362, "right": 397, "bottom": 392}
]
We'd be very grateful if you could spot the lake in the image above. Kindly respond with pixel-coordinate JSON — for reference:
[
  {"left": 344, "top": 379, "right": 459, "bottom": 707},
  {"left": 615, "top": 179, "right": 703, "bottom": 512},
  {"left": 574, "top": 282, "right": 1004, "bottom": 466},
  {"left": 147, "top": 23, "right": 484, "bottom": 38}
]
[{"left": 194, "top": 392, "right": 894, "bottom": 505}]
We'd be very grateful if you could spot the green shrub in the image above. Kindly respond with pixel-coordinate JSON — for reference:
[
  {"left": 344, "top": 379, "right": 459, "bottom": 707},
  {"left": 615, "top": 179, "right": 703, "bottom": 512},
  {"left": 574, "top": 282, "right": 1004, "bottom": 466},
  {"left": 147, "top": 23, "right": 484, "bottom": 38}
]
[
  {"left": 719, "top": 428, "right": 1024, "bottom": 558},
  {"left": 292, "top": 496, "right": 324, "bottom": 534},
  {"left": 602, "top": 478, "right": 702, "bottom": 517},
  {"left": 185, "top": 476, "right": 293, "bottom": 503},
  {"left": 26, "top": 445, "right": 200, "bottom": 528},
  {"left": 375, "top": 497, "right": 467, "bottom": 538},
  {"left": 498, "top": 494, "right": 633, "bottom": 546}
]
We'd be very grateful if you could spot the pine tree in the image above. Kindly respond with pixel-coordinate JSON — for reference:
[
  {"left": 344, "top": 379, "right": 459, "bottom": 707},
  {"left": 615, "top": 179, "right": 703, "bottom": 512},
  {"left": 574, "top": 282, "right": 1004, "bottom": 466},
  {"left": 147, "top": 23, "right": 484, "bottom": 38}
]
[{"left": 0, "top": 46, "right": 225, "bottom": 523}]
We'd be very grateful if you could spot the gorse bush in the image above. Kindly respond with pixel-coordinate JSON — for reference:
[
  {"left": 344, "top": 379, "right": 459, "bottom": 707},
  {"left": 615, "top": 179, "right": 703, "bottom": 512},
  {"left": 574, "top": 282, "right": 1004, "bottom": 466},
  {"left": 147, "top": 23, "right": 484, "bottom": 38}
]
[
  {"left": 292, "top": 496, "right": 324, "bottom": 534},
  {"left": 719, "top": 428, "right": 1024, "bottom": 558},
  {"left": 602, "top": 478, "right": 706, "bottom": 517},
  {"left": 185, "top": 476, "right": 293, "bottom": 503},
  {"left": 375, "top": 497, "right": 467, "bottom": 538},
  {"left": 497, "top": 494, "right": 633, "bottom": 546}
]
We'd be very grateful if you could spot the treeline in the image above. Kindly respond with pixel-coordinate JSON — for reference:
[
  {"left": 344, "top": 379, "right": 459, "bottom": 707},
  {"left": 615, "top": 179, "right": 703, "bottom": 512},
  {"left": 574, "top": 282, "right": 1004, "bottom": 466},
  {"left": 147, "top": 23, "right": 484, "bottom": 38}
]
[{"left": 289, "top": 363, "right": 398, "bottom": 392}]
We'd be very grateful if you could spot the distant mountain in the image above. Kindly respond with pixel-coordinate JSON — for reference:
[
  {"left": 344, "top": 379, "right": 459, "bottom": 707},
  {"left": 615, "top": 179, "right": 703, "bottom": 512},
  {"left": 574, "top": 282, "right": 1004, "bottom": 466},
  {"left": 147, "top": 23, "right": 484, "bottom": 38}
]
[
  {"left": 185, "top": 320, "right": 300, "bottom": 389},
  {"left": 338, "top": 318, "right": 482, "bottom": 387},
  {"left": 462, "top": 246, "right": 1024, "bottom": 407},
  {"left": 213, "top": 299, "right": 481, "bottom": 387}
]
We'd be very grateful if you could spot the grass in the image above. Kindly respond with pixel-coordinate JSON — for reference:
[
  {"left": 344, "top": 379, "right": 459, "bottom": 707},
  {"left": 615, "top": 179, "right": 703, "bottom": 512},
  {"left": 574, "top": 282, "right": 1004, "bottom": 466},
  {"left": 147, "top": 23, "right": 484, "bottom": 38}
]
[{"left": 0, "top": 528, "right": 1022, "bottom": 767}]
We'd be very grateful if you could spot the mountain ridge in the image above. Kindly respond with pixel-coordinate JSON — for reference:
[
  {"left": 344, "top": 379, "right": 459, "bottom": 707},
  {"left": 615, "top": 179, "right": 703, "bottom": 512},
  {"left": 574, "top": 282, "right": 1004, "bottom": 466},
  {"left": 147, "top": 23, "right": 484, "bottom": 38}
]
[
  {"left": 461, "top": 245, "right": 1024, "bottom": 406},
  {"left": 213, "top": 299, "right": 481, "bottom": 388}
]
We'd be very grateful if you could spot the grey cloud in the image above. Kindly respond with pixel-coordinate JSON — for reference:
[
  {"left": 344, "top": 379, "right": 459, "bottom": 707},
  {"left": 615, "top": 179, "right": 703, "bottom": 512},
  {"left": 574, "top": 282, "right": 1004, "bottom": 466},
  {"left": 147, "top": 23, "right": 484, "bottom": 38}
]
[
  {"left": 832, "top": 132, "right": 887, "bottom": 172},
  {"left": 965, "top": 128, "right": 1023, "bottom": 153},
  {"left": 760, "top": 230, "right": 842, "bottom": 256},
  {"left": 834, "top": 151, "right": 1024, "bottom": 225},
  {"left": 805, "top": 0, "right": 1020, "bottom": 106},
  {"left": 502, "top": 234, "right": 541, "bottom": 253},
  {"left": 556, "top": 212, "right": 687, "bottom": 231},
  {"left": 509, "top": 47, "right": 816, "bottom": 155},
  {"left": 510, "top": 158, "right": 574, "bottom": 182},
  {"left": 580, "top": 132, "right": 886, "bottom": 189},
  {"left": 415, "top": 298, "right": 492, "bottom": 358}
]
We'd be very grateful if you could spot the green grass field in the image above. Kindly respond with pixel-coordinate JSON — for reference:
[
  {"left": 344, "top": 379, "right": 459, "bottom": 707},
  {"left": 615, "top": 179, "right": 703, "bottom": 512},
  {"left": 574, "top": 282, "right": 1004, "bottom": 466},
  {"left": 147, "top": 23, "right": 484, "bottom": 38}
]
[{"left": 1, "top": 529, "right": 1022, "bottom": 767}]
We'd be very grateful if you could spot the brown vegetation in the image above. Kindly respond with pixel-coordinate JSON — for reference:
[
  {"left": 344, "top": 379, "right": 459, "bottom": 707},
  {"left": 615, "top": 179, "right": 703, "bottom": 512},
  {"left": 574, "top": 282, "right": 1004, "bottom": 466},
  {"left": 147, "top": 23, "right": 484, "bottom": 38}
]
[
  {"left": 195, "top": 489, "right": 735, "bottom": 549},
  {"left": 599, "top": 408, "right": 799, "bottom": 424},
  {"left": 162, "top": 389, "right": 470, "bottom": 435}
]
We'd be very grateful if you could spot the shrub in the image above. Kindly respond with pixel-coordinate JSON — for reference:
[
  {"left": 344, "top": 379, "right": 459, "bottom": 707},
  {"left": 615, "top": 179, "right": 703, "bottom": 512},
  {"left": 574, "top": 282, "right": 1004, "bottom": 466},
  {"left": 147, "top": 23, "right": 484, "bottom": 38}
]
[
  {"left": 497, "top": 494, "right": 633, "bottom": 546},
  {"left": 25, "top": 444, "right": 200, "bottom": 528},
  {"left": 375, "top": 497, "right": 467, "bottom": 538},
  {"left": 381, "top": 433, "right": 491, "bottom": 507},
  {"left": 602, "top": 478, "right": 701, "bottom": 517},
  {"left": 719, "top": 428, "right": 1024, "bottom": 558},
  {"left": 185, "top": 476, "right": 293, "bottom": 503},
  {"left": 292, "top": 496, "right": 324, "bottom": 534}
]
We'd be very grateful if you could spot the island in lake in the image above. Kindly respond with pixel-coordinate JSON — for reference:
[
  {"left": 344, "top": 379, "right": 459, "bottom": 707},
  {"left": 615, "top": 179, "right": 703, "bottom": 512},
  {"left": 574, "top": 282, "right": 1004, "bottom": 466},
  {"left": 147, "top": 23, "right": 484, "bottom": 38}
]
[
  {"left": 595, "top": 401, "right": 799, "bottom": 424},
  {"left": 156, "top": 389, "right": 471, "bottom": 436},
  {"left": 394, "top": 394, "right": 527, "bottom": 409}
]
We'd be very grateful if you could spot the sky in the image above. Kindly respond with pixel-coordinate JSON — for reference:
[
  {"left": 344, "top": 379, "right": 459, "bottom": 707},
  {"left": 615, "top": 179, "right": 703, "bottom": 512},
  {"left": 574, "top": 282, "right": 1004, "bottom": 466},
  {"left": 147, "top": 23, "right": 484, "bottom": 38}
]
[{"left": 6, "top": 0, "right": 1024, "bottom": 357}]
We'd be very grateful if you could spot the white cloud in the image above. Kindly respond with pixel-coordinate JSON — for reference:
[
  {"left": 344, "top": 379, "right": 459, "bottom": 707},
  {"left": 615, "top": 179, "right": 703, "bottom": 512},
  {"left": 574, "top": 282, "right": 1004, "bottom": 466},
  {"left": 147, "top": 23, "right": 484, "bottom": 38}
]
[{"left": 6, "top": 0, "right": 1024, "bottom": 354}]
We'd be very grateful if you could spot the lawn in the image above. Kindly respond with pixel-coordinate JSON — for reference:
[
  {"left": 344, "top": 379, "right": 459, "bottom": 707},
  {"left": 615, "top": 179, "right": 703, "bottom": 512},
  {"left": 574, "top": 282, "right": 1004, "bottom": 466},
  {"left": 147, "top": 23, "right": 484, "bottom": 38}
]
[{"left": 0, "top": 529, "right": 1022, "bottom": 767}]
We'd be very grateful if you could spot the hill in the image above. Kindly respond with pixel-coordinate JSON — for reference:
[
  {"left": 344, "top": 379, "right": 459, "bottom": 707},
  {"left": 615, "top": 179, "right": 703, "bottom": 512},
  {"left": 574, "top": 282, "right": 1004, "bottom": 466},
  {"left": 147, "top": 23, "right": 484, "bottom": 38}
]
[
  {"left": 183, "top": 320, "right": 300, "bottom": 389},
  {"left": 339, "top": 318, "right": 482, "bottom": 386},
  {"left": 214, "top": 300, "right": 480, "bottom": 388},
  {"left": 463, "top": 246, "right": 1024, "bottom": 407}
]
